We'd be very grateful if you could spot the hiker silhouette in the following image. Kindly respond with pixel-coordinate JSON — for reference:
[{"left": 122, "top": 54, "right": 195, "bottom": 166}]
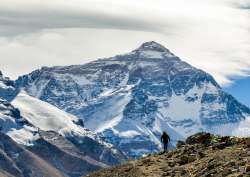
[{"left": 161, "top": 131, "right": 170, "bottom": 152}]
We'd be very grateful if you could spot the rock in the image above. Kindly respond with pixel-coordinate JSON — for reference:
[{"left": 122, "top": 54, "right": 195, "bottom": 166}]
[
  {"left": 245, "top": 165, "right": 250, "bottom": 172},
  {"left": 197, "top": 151, "right": 205, "bottom": 158},
  {"left": 168, "top": 161, "right": 176, "bottom": 167},
  {"left": 220, "top": 136, "right": 230, "bottom": 143},
  {"left": 221, "top": 167, "right": 232, "bottom": 176},
  {"left": 176, "top": 141, "right": 185, "bottom": 148},
  {"left": 180, "top": 169, "right": 187, "bottom": 175},
  {"left": 188, "top": 155, "right": 196, "bottom": 163},
  {"left": 207, "top": 161, "right": 215, "bottom": 170},
  {"left": 225, "top": 161, "right": 236, "bottom": 167},
  {"left": 212, "top": 142, "right": 228, "bottom": 150},
  {"left": 177, "top": 155, "right": 189, "bottom": 165},
  {"left": 245, "top": 138, "right": 250, "bottom": 147},
  {"left": 186, "top": 132, "right": 212, "bottom": 145}
]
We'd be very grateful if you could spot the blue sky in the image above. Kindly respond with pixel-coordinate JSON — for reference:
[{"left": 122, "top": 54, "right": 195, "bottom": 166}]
[{"left": 224, "top": 77, "right": 250, "bottom": 108}]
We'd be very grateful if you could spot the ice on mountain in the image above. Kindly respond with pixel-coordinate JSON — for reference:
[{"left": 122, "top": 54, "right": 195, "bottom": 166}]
[{"left": 140, "top": 50, "right": 164, "bottom": 59}]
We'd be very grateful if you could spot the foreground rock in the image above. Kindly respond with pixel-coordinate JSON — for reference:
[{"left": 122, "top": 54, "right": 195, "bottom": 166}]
[{"left": 85, "top": 133, "right": 250, "bottom": 177}]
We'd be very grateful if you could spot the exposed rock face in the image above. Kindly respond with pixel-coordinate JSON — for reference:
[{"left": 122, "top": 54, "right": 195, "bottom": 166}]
[
  {"left": 85, "top": 133, "right": 250, "bottom": 177},
  {"left": 15, "top": 41, "right": 250, "bottom": 157},
  {"left": 0, "top": 71, "right": 17, "bottom": 101},
  {"left": 0, "top": 129, "right": 111, "bottom": 177},
  {"left": 28, "top": 131, "right": 106, "bottom": 177},
  {"left": 0, "top": 132, "right": 64, "bottom": 177}
]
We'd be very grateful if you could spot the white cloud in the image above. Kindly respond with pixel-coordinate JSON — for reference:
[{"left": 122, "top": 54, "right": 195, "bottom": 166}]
[{"left": 0, "top": 0, "right": 250, "bottom": 86}]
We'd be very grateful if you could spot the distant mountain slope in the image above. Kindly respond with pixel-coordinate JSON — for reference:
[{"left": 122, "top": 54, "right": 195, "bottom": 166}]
[
  {"left": 28, "top": 131, "right": 105, "bottom": 177},
  {"left": 12, "top": 90, "right": 92, "bottom": 139},
  {"left": 0, "top": 97, "right": 38, "bottom": 145},
  {"left": 0, "top": 72, "right": 126, "bottom": 176},
  {"left": 11, "top": 91, "right": 126, "bottom": 167},
  {"left": 0, "top": 94, "right": 125, "bottom": 176},
  {"left": 0, "top": 132, "right": 64, "bottom": 177},
  {"left": 16, "top": 41, "right": 250, "bottom": 157}
]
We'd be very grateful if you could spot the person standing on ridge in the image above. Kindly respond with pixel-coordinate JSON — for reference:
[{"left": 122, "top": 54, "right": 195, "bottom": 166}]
[{"left": 161, "top": 131, "right": 170, "bottom": 152}]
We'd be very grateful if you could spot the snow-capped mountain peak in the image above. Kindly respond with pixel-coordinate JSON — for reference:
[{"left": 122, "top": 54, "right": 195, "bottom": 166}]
[
  {"left": 133, "top": 41, "right": 175, "bottom": 59},
  {"left": 16, "top": 42, "right": 250, "bottom": 158},
  {"left": 136, "top": 41, "right": 169, "bottom": 52}
]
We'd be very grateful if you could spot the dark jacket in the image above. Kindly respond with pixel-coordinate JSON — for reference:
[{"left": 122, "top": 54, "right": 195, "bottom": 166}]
[{"left": 161, "top": 132, "right": 170, "bottom": 144}]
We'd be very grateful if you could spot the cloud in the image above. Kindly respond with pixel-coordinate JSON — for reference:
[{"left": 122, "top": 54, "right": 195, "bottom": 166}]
[
  {"left": 0, "top": 0, "right": 168, "bottom": 36},
  {"left": 0, "top": 0, "right": 250, "bottom": 87},
  {"left": 238, "top": 0, "right": 250, "bottom": 8}
]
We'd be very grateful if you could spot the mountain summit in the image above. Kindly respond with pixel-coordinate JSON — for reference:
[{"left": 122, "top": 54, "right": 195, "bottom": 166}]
[
  {"left": 16, "top": 42, "right": 250, "bottom": 158},
  {"left": 132, "top": 41, "right": 175, "bottom": 59},
  {"left": 135, "top": 41, "right": 171, "bottom": 52}
]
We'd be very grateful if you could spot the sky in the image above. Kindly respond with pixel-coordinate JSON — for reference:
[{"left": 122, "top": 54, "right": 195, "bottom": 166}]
[
  {"left": 0, "top": 0, "right": 249, "bottom": 98},
  {"left": 224, "top": 77, "right": 250, "bottom": 107}
]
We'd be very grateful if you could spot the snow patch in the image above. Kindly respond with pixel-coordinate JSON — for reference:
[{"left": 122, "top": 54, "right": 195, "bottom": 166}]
[
  {"left": 140, "top": 50, "right": 163, "bottom": 59},
  {"left": 12, "top": 91, "right": 79, "bottom": 132},
  {"left": 7, "top": 126, "right": 39, "bottom": 145},
  {"left": 0, "top": 81, "right": 13, "bottom": 89},
  {"left": 0, "top": 111, "right": 39, "bottom": 146},
  {"left": 119, "top": 130, "right": 141, "bottom": 138},
  {"left": 11, "top": 91, "right": 99, "bottom": 142},
  {"left": 232, "top": 117, "right": 250, "bottom": 137},
  {"left": 95, "top": 114, "right": 123, "bottom": 133},
  {"left": 85, "top": 92, "right": 132, "bottom": 133}
]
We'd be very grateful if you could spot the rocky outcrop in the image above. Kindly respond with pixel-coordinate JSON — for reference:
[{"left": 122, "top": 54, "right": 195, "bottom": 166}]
[{"left": 85, "top": 133, "right": 250, "bottom": 177}]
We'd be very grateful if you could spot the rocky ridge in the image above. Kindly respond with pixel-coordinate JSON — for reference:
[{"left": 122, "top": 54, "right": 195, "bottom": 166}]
[{"left": 85, "top": 133, "right": 250, "bottom": 177}]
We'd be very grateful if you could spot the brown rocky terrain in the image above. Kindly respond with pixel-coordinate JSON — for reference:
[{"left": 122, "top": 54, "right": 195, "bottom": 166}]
[{"left": 85, "top": 132, "right": 250, "bottom": 177}]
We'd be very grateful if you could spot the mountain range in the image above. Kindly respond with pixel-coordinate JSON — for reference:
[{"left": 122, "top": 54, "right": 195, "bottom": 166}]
[
  {"left": 0, "top": 72, "right": 126, "bottom": 177},
  {"left": 1, "top": 41, "right": 250, "bottom": 176}
]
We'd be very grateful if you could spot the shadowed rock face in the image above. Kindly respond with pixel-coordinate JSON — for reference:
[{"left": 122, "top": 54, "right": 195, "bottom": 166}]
[
  {"left": 28, "top": 131, "right": 105, "bottom": 177},
  {"left": 0, "top": 130, "right": 105, "bottom": 177},
  {"left": 0, "top": 132, "right": 64, "bottom": 177},
  {"left": 0, "top": 126, "right": 124, "bottom": 177},
  {"left": 85, "top": 133, "right": 250, "bottom": 177},
  {"left": 15, "top": 41, "right": 250, "bottom": 158},
  {"left": 0, "top": 71, "right": 18, "bottom": 101}
]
